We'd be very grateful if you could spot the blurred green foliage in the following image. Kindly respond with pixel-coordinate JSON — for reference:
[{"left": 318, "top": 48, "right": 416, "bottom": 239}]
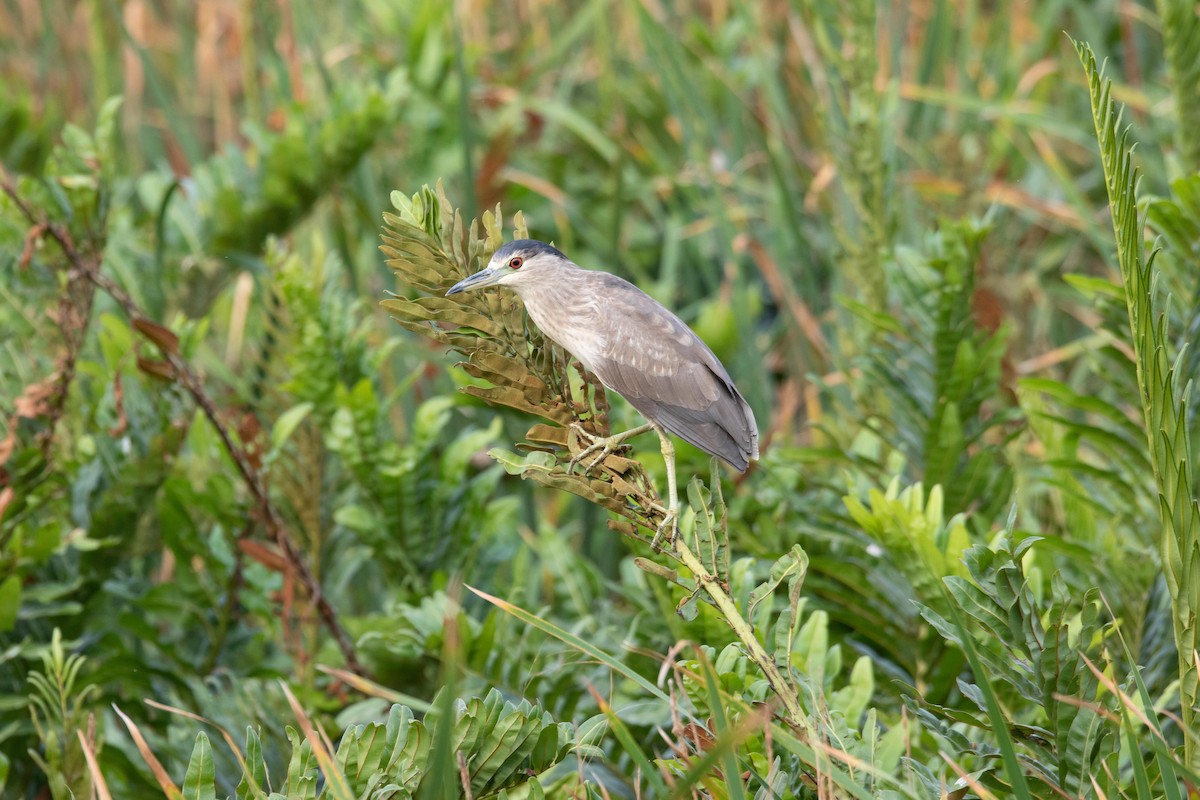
[{"left": 1, "top": 0, "right": 1199, "bottom": 797}]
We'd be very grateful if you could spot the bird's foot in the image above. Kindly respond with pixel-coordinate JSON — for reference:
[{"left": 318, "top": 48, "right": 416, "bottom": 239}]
[
  {"left": 649, "top": 507, "right": 679, "bottom": 551},
  {"left": 566, "top": 424, "right": 630, "bottom": 475}
]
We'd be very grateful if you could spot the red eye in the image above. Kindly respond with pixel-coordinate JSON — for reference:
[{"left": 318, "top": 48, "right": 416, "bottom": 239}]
[{"left": 509, "top": 256, "right": 523, "bottom": 269}]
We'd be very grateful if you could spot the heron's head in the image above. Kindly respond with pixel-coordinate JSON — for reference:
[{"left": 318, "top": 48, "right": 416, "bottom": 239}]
[{"left": 445, "top": 239, "right": 570, "bottom": 296}]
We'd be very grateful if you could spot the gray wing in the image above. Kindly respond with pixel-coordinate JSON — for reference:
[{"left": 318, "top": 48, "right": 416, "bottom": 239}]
[{"left": 587, "top": 274, "right": 759, "bottom": 471}]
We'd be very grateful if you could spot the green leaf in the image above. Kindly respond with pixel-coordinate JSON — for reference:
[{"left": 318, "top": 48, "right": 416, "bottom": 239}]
[
  {"left": 94, "top": 95, "right": 124, "bottom": 166},
  {"left": 0, "top": 576, "right": 20, "bottom": 631},
  {"left": 488, "top": 448, "right": 557, "bottom": 476},
  {"left": 685, "top": 463, "right": 729, "bottom": 587},
  {"left": 747, "top": 544, "right": 808, "bottom": 622},
  {"left": 270, "top": 402, "right": 314, "bottom": 451},
  {"left": 283, "top": 726, "right": 319, "bottom": 799},
  {"left": 181, "top": 732, "right": 216, "bottom": 800},
  {"left": 333, "top": 504, "right": 381, "bottom": 533},
  {"left": 676, "top": 590, "right": 700, "bottom": 621},
  {"left": 941, "top": 588, "right": 1034, "bottom": 799},
  {"left": 829, "top": 656, "right": 874, "bottom": 724},
  {"left": 1109, "top": 619, "right": 1189, "bottom": 798},
  {"left": 235, "top": 728, "right": 268, "bottom": 800}
]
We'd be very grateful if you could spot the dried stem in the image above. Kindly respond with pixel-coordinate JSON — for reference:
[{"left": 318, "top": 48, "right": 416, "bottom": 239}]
[
  {"left": 0, "top": 196, "right": 95, "bottom": 473},
  {"left": 0, "top": 166, "right": 364, "bottom": 676}
]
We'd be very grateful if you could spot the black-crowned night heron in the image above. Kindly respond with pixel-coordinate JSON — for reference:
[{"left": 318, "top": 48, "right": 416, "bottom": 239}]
[{"left": 447, "top": 239, "right": 759, "bottom": 542}]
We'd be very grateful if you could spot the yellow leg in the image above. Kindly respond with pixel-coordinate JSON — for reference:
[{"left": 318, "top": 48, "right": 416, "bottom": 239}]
[{"left": 649, "top": 426, "right": 679, "bottom": 549}]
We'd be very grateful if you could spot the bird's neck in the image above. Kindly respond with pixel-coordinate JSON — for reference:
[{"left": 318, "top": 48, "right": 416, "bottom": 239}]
[{"left": 515, "top": 267, "right": 602, "bottom": 368}]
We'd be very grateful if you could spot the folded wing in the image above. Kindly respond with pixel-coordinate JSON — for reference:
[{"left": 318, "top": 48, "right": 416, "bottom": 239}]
[{"left": 586, "top": 274, "right": 759, "bottom": 471}]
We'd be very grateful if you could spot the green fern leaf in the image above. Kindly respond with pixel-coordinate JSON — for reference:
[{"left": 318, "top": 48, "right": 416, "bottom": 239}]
[{"left": 1077, "top": 38, "right": 1200, "bottom": 769}]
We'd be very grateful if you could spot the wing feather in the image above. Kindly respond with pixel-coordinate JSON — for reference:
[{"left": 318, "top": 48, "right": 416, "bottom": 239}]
[{"left": 585, "top": 274, "right": 759, "bottom": 471}]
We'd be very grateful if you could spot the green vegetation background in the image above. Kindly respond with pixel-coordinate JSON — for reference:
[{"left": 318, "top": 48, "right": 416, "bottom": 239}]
[{"left": 2, "top": 0, "right": 1200, "bottom": 797}]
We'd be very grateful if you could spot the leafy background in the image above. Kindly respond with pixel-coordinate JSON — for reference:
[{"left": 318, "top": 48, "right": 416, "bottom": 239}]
[{"left": 1, "top": 0, "right": 1199, "bottom": 798}]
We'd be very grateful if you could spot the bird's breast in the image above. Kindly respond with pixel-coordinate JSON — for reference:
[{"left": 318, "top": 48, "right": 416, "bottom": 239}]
[{"left": 522, "top": 294, "right": 607, "bottom": 371}]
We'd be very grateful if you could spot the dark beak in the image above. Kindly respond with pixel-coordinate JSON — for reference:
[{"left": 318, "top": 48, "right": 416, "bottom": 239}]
[{"left": 446, "top": 267, "right": 502, "bottom": 296}]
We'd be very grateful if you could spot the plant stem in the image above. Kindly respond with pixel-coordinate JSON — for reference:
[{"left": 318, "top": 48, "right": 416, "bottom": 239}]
[{"left": 671, "top": 538, "right": 810, "bottom": 735}]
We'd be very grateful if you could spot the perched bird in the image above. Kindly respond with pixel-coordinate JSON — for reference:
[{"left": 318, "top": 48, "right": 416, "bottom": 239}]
[{"left": 446, "top": 239, "right": 758, "bottom": 540}]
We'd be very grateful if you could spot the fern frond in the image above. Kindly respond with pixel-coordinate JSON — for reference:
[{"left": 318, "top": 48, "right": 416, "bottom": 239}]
[
  {"left": 1077, "top": 39, "right": 1200, "bottom": 770},
  {"left": 1156, "top": 0, "right": 1200, "bottom": 173},
  {"left": 801, "top": 0, "right": 889, "bottom": 310}
]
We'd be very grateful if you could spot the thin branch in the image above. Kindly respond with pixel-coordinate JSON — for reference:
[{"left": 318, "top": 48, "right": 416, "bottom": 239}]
[
  {"left": 457, "top": 751, "right": 475, "bottom": 800},
  {"left": 0, "top": 196, "right": 95, "bottom": 471},
  {"left": 0, "top": 165, "right": 365, "bottom": 676}
]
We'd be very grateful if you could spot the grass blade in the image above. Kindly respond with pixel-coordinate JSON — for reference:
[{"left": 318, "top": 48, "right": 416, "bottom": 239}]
[{"left": 466, "top": 585, "right": 673, "bottom": 706}]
